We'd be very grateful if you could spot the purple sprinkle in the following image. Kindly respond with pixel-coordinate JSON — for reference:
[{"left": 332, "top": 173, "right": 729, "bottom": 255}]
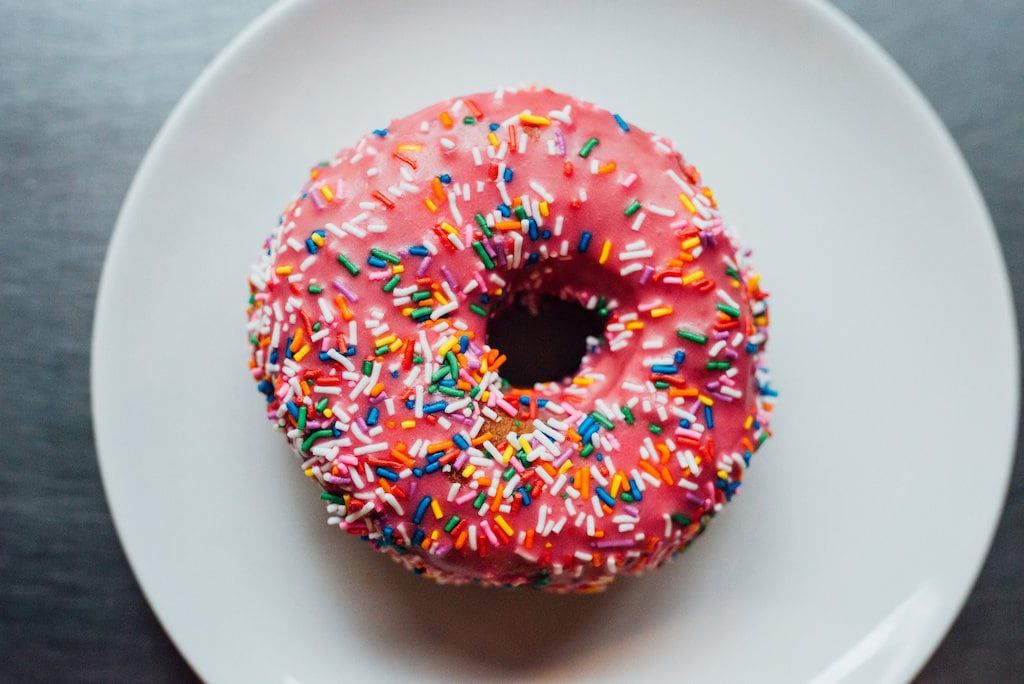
[
  {"left": 594, "top": 538, "right": 634, "bottom": 549},
  {"left": 554, "top": 130, "right": 566, "bottom": 156},
  {"left": 440, "top": 265, "right": 459, "bottom": 289},
  {"left": 686, "top": 492, "right": 706, "bottom": 507},
  {"left": 416, "top": 255, "right": 432, "bottom": 276},
  {"left": 714, "top": 330, "right": 729, "bottom": 340},
  {"left": 638, "top": 265, "right": 654, "bottom": 285},
  {"left": 624, "top": 504, "right": 640, "bottom": 516}
]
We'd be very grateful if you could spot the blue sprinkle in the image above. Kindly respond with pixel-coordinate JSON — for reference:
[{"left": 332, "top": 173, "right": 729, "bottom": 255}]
[
  {"left": 518, "top": 487, "right": 532, "bottom": 506},
  {"left": 412, "top": 528, "right": 425, "bottom": 545},
  {"left": 426, "top": 451, "right": 444, "bottom": 463},
  {"left": 412, "top": 496, "right": 432, "bottom": 524},
  {"left": 527, "top": 252, "right": 539, "bottom": 265},
  {"left": 367, "top": 255, "right": 387, "bottom": 268},
  {"left": 704, "top": 404, "right": 714, "bottom": 429},
  {"left": 439, "top": 378, "right": 456, "bottom": 388},
  {"left": 305, "top": 238, "right": 318, "bottom": 254},
  {"left": 537, "top": 398, "right": 548, "bottom": 407},
  {"left": 595, "top": 486, "right": 616, "bottom": 507},
  {"left": 541, "top": 229, "right": 551, "bottom": 239},
  {"left": 372, "top": 128, "right": 388, "bottom": 137},
  {"left": 528, "top": 219, "right": 539, "bottom": 241},
  {"left": 314, "top": 229, "right": 326, "bottom": 239},
  {"left": 453, "top": 434, "right": 470, "bottom": 450},
  {"left": 286, "top": 401, "right": 300, "bottom": 419},
  {"left": 503, "top": 167, "right": 513, "bottom": 182},
  {"left": 331, "top": 423, "right": 342, "bottom": 438},
  {"left": 439, "top": 173, "right": 452, "bottom": 184},
  {"left": 345, "top": 345, "right": 357, "bottom": 356},
  {"left": 366, "top": 406, "right": 379, "bottom": 426},
  {"left": 578, "top": 231, "right": 592, "bottom": 253},
  {"left": 424, "top": 460, "right": 441, "bottom": 474},
  {"left": 268, "top": 348, "right": 278, "bottom": 364},
  {"left": 375, "top": 467, "right": 399, "bottom": 482},
  {"left": 629, "top": 478, "right": 642, "bottom": 501},
  {"left": 519, "top": 395, "right": 531, "bottom": 406},
  {"left": 391, "top": 370, "right": 400, "bottom": 379},
  {"left": 613, "top": 113, "right": 630, "bottom": 132},
  {"left": 743, "top": 451, "right": 752, "bottom": 467},
  {"left": 423, "top": 401, "right": 447, "bottom": 414},
  {"left": 497, "top": 203, "right": 511, "bottom": 217},
  {"left": 651, "top": 364, "right": 679, "bottom": 375},
  {"left": 488, "top": 123, "right": 500, "bottom": 131},
  {"left": 674, "top": 350, "right": 686, "bottom": 365},
  {"left": 318, "top": 351, "right": 331, "bottom": 362},
  {"left": 679, "top": 418, "right": 691, "bottom": 429},
  {"left": 412, "top": 467, "right": 424, "bottom": 477},
  {"left": 405, "top": 398, "right": 415, "bottom": 409},
  {"left": 459, "top": 335, "right": 470, "bottom": 353},
  {"left": 408, "top": 245, "right": 429, "bottom": 256}
]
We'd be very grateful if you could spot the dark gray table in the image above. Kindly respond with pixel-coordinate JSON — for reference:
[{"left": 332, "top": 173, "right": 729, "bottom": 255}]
[{"left": 1, "top": 1, "right": 1021, "bottom": 681}]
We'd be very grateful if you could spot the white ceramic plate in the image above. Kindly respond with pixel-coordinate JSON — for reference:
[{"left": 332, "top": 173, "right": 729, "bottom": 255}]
[{"left": 92, "top": 1, "right": 1018, "bottom": 681}]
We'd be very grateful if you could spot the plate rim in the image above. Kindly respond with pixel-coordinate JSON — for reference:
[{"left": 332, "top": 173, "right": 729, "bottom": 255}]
[{"left": 90, "top": 0, "right": 1020, "bottom": 681}]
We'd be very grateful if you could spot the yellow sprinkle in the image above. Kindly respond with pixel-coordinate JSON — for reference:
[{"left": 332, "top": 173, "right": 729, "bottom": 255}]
[
  {"left": 319, "top": 185, "right": 334, "bottom": 202},
  {"left": 293, "top": 344, "right": 311, "bottom": 362},
  {"left": 650, "top": 306, "right": 673, "bottom": 318},
  {"left": 698, "top": 394, "right": 715, "bottom": 406},
  {"left": 461, "top": 464, "right": 476, "bottom": 478},
  {"left": 433, "top": 290, "right": 449, "bottom": 305},
  {"left": 304, "top": 468, "right": 314, "bottom": 478},
  {"left": 275, "top": 265, "right": 293, "bottom": 275},
  {"left": 743, "top": 415, "right": 754, "bottom": 430},
  {"left": 391, "top": 264, "right": 404, "bottom": 274},
  {"left": 573, "top": 377, "right": 595, "bottom": 386},
  {"left": 539, "top": 201, "right": 549, "bottom": 217},
  {"left": 323, "top": 408, "right": 333, "bottom": 418},
  {"left": 374, "top": 334, "right": 397, "bottom": 347},
  {"left": 518, "top": 113, "right": 551, "bottom": 126},
  {"left": 431, "top": 499, "right": 444, "bottom": 520},
  {"left": 717, "top": 469, "right": 729, "bottom": 480},
  {"left": 401, "top": 419, "right": 417, "bottom": 429},
  {"left": 388, "top": 339, "right": 403, "bottom": 352},
  {"left": 678, "top": 192, "right": 696, "bottom": 214},
  {"left": 424, "top": 197, "right": 438, "bottom": 212},
  {"left": 598, "top": 239, "right": 612, "bottom": 264},
  {"left": 494, "top": 515, "right": 514, "bottom": 536},
  {"left": 610, "top": 472, "right": 623, "bottom": 498},
  {"left": 441, "top": 221, "right": 458, "bottom": 234},
  {"left": 557, "top": 460, "right": 573, "bottom": 476},
  {"left": 682, "top": 269, "right": 704, "bottom": 285},
  {"left": 487, "top": 132, "right": 500, "bottom": 147},
  {"left": 625, "top": 321, "right": 644, "bottom": 330},
  {"left": 398, "top": 143, "right": 423, "bottom": 152},
  {"left": 430, "top": 529, "right": 440, "bottom": 541},
  {"left": 501, "top": 445, "right": 514, "bottom": 465},
  {"left": 311, "top": 233, "right": 325, "bottom": 247},
  {"left": 518, "top": 436, "right": 532, "bottom": 454},
  {"left": 438, "top": 336, "right": 457, "bottom": 356}
]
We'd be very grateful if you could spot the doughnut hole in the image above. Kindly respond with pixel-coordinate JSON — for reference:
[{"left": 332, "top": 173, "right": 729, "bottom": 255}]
[{"left": 485, "top": 293, "right": 606, "bottom": 388}]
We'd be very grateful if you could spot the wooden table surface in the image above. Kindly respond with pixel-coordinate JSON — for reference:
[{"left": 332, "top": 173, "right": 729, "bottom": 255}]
[{"left": 1, "top": 1, "right": 1021, "bottom": 680}]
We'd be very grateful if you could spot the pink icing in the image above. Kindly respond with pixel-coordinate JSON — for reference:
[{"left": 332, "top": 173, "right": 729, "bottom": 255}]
[{"left": 246, "top": 87, "right": 774, "bottom": 592}]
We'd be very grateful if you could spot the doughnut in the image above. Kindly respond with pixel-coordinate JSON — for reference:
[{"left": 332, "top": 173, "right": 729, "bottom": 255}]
[{"left": 246, "top": 87, "right": 775, "bottom": 592}]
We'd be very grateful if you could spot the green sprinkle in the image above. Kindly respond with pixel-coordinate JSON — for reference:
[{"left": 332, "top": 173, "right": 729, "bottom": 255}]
[
  {"left": 443, "top": 515, "right": 461, "bottom": 533},
  {"left": 707, "top": 361, "right": 731, "bottom": 370},
  {"left": 315, "top": 397, "right": 329, "bottom": 412},
  {"left": 590, "top": 411, "right": 615, "bottom": 430},
  {"left": 362, "top": 360, "right": 373, "bottom": 376},
  {"left": 654, "top": 380, "right": 671, "bottom": 390},
  {"left": 337, "top": 252, "right": 360, "bottom": 276},
  {"left": 620, "top": 406, "right": 636, "bottom": 425},
  {"left": 308, "top": 283, "right": 323, "bottom": 294},
  {"left": 470, "top": 303, "right": 488, "bottom": 317},
  {"left": 716, "top": 303, "right": 741, "bottom": 318},
  {"left": 463, "top": 116, "right": 476, "bottom": 125},
  {"left": 370, "top": 247, "right": 401, "bottom": 264},
  {"left": 473, "top": 492, "right": 487, "bottom": 509},
  {"left": 648, "top": 423, "right": 663, "bottom": 435},
  {"left": 670, "top": 513, "right": 692, "bottom": 526},
  {"left": 502, "top": 468, "right": 516, "bottom": 481},
  {"left": 469, "top": 386, "right": 482, "bottom": 399},
  {"left": 758, "top": 432, "right": 769, "bottom": 447},
  {"left": 621, "top": 492, "right": 635, "bottom": 503},
  {"left": 514, "top": 205, "right": 528, "bottom": 220},
  {"left": 431, "top": 365, "right": 451, "bottom": 382},
  {"left": 472, "top": 241, "right": 494, "bottom": 269},
  {"left": 445, "top": 350, "right": 459, "bottom": 377},
  {"left": 438, "top": 385, "right": 465, "bottom": 398},
  {"left": 301, "top": 429, "right": 333, "bottom": 452},
  {"left": 320, "top": 491, "right": 346, "bottom": 505},
  {"left": 624, "top": 199, "right": 642, "bottom": 216},
  {"left": 579, "top": 137, "right": 599, "bottom": 158},
  {"left": 411, "top": 290, "right": 432, "bottom": 302},
  {"left": 474, "top": 212, "right": 489, "bottom": 231},
  {"left": 677, "top": 328, "right": 708, "bottom": 345},
  {"left": 725, "top": 265, "right": 741, "bottom": 280},
  {"left": 413, "top": 354, "right": 423, "bottom": 364},
  {"left": 374, "top": 344, "right": 389, "bottom": 356},
  {"left": 410, "top": 306, "right": 432, "bottom": 320},
  {"left": 297, "top": 406, "right": 307, "bottom": 430},
  {"left": 580, "top": 443, "right": 595, "bottom": 459},
  {"left": 382, "top": 274, "right": 401, "bottom": 292}
]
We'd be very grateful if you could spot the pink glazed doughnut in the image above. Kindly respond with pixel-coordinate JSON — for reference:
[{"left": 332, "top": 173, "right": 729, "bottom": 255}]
[{"left": 246, "top": 87, "right": 775, "bottom": 592}]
